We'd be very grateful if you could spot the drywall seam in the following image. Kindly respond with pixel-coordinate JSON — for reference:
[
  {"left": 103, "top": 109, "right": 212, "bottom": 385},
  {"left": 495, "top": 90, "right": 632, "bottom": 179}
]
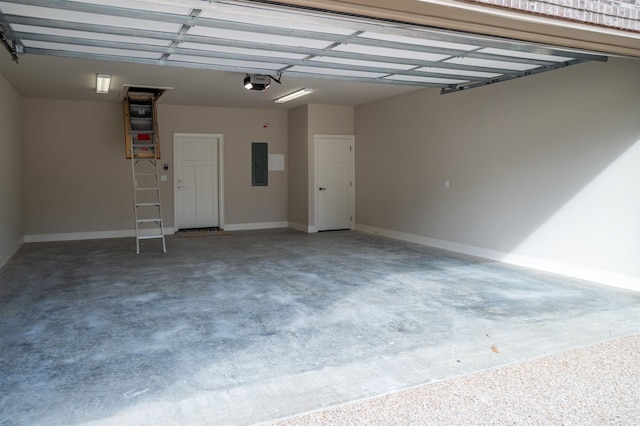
[{"left": 356, "top": 223, "right": 640, "bottom": 293}]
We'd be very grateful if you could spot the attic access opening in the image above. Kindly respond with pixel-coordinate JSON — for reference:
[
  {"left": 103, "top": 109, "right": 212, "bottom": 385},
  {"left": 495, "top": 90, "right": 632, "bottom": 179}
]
[
  {"left": 122, "top": 85, "right": 172, "bottom": 160},
  {"left": 119, "top": 85, "right": 173, "bottom": 102}
]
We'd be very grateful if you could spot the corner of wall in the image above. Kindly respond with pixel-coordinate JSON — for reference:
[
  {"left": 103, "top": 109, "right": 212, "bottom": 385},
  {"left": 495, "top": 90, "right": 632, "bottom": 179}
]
[
  {"left": 0, "top": 72, "right": 25, "bottom": 270},
  {"left": 288, "top": 222, "right": 317, "bottom": 233},
  {"left": 0, "top": 237, "right": 24, "bottom": 270}
]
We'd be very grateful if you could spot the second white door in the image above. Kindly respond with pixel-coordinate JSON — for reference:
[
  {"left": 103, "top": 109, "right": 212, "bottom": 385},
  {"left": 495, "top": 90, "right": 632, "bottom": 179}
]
[
  {"left": 174, "top": 134, "right": 221, "bottom": 230},
  {"left": 316, "top": 135, "right": 354, "bottom": 232}
]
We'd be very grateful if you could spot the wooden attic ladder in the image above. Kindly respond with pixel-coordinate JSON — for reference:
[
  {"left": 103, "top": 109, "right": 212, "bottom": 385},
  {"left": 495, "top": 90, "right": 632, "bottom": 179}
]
[{"left": 124, "top": 88, "right": 166, "bottom": 254}]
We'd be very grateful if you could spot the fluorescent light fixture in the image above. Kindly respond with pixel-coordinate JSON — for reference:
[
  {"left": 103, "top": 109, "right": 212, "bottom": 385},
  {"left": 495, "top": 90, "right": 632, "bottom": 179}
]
[
  {"left": 274, "top": 88, "right": 314, "bottom": 103},
  {"left": 96, "top": 73, "right": 111, "bottom": 93}
]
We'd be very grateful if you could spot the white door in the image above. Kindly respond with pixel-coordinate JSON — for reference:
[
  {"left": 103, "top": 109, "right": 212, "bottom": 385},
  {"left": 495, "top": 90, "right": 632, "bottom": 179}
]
[
  {"left": 316, "top": 135, "right": 354, "bottom": 231},
  {"left": 174, "top": 134, "right": 222, "bottom": 230}
]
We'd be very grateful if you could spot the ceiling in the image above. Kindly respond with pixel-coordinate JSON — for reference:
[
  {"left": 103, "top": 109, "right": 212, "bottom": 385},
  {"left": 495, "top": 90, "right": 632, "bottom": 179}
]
[{"left": 0, "top": 0, "right": 609, "bottom": 109}]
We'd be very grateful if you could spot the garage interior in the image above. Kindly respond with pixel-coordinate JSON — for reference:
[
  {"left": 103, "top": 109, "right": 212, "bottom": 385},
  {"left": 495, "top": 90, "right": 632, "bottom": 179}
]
[{"left": 1, "top": 0, "right": 640, "bottom": 424}]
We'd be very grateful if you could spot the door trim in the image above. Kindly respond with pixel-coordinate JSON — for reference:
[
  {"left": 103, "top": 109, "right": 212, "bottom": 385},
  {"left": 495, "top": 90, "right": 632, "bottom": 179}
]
[
  {"left": 173, "top": 133, "right": 225, "bottom": 231},
  {"left": 313, "top": 134, "right": 355, "bottom": 232}
]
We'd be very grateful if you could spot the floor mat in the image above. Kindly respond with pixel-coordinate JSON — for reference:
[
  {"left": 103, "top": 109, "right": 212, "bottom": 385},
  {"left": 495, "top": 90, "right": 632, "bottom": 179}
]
[{"left": 175, "top": 227, "right": 232, "bottom": 237}]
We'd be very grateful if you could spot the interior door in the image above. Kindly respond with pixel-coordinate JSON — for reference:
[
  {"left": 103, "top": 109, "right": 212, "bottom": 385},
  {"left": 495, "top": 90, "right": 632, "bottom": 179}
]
[
  {"left": 174, "top": 134, "right": 219, "bottom": 230},
  {"left": 316, "top": 135, "right": 354, "bottom": 231}
]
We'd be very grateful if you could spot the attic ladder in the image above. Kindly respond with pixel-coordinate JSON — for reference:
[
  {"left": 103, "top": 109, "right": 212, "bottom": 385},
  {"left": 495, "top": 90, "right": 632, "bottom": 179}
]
[
  {"left": 124, "top": 89, "right": 166, "bottom": 254},
  {"left": 131, "top": 153, "right": 166, "bottom": 254}
]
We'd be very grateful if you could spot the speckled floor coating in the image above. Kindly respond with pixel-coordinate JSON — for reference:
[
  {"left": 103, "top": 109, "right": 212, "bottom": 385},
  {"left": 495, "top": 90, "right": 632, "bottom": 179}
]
[
  {"left": 271, "top": 335, "right": 640, "bottom": 425},
  {"left": 1, "top": 229, "right": 639, "bottom": 425}
]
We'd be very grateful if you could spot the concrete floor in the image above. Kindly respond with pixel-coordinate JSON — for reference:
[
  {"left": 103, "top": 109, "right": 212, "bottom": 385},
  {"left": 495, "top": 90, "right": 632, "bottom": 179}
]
[{"left": 1, "top": 229, "right": 639, "bottom": 425}]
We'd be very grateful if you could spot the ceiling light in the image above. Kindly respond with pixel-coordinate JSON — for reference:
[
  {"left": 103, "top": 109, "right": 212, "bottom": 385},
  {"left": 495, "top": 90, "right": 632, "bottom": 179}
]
[
  {"left": 244, "top": 74, "right": 271, "bottom": 91},
  {"left": 96, "top": 74, "right": 111, "bottom": 94},
  {"left": 274, "top": 88, "right": 314, "bottom": 103}
]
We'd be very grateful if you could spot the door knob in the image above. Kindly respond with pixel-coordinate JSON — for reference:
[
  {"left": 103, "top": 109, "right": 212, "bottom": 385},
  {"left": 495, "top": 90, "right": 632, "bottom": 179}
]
[
  {"left": 177, "top": 186, "right": 185, "bottom": 190},
  {"left": 319, "top": 187, "right": 326, "bottom": 191}
]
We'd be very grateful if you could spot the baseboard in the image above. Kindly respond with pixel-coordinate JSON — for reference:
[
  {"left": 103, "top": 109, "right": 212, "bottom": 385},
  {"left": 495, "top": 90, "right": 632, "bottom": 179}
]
[
  {"left": 356, "top": 224, "right": 640, "bottom": 293},
  {"left": 288, "top": 222, "right": 307, "bottom": 233},
  {"left": 498, "top": 252, "right": 640, "bottom": 293},
  {"left": 288, "top": 222, "right": 318, "bottom": 233},
  {"left": 0, "top": 236, "right": 25, "bottom": 270},
  {"left": 223, "top": 221, "right": 289, "bottom": 231},
  {"left": 25, "top": 228, "right": 176, "bottom": 243}
]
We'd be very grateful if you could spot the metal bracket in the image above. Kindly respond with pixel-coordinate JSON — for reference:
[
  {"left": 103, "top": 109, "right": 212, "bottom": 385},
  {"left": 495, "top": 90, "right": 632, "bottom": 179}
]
[{"left": 0, "top": 30, "right": 19, "bottom": 63}]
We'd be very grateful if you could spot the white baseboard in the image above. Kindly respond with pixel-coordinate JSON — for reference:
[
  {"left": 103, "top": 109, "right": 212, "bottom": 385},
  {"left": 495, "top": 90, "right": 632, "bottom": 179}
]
[
  {"left": 25, "top": 228, "right": 176, "bottom": 243},
  {"left": 0, "top": 236, "right": 25, "bottom": 270},
  {"left": 223, "top": 221, "right": 289, "bottom": 231},
  {"left": 288, "top": 222, "right": 318, "bottom": 233},
  {"left": 356, "top": 224, "right": 640, "bottom": 293}
]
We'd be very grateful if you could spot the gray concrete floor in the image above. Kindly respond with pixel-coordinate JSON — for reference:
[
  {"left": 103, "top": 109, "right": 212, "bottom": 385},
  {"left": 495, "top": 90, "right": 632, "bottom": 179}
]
[{"left": 1, "top": 229, "right": 639, "bottom": 425}]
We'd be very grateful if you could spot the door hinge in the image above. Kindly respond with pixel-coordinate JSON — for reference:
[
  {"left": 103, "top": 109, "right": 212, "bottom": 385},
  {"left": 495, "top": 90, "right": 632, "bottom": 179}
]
[
  {"left": 350, "top": 181, "right": 353, "bottom": 187},
  {"left": 350, "top": 216, "right": 352, "bottom": 221},
  {"left": 349, "top": 146, "right": 352, "bottom": 152}
]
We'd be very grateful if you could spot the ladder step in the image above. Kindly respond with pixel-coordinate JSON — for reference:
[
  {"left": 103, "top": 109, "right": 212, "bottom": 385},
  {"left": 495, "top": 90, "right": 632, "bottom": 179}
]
[
  {"left": 136, "top": 203, "right": 160, "bottom": 207},
  {"left": 138, "top": 235, "right": 164, "bottom": 240},
  {"left": 137, "top": 218, "right": 162, "bottom": 223},
  {"left": 135, "top": 187, "right": 159, "bottom": 191}
]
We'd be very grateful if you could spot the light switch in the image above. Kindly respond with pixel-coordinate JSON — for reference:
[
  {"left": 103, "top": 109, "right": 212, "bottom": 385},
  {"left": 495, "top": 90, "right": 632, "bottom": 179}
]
[{"left": 160, "top": 175, "right": 167, "bottom": 182}]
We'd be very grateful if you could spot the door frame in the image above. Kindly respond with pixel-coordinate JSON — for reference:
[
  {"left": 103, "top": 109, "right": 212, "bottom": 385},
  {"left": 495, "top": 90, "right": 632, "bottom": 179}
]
[
  {"left": 313, "top": 134, "right": 355, "bottom": 232},
  {"left": 173, "top": 133, "right": 225, "bottom": 231}
]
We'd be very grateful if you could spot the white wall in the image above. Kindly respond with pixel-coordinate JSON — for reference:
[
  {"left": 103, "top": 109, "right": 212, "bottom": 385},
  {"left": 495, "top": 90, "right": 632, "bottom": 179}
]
[
  {"left": 0, "top": 73, "right": 24, "bottom": 268},
  {"left": 355, "top": 58, "right": 640, "bottom": 291}
]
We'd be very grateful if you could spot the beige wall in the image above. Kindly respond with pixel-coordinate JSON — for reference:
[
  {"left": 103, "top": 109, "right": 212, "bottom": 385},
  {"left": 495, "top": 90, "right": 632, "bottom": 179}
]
[
  {"left": 286, "top": 104, "right": 355, "bottom": 229},
  {"left": 24, "top": 99, "right": 131, "bottom": 236},
  {"left": 22, "top": 99, "right": 288, "bottom": 237},
  {"left": 355, "top": 57, "right": 640, "bottom": 290},
  {"left": 0, "top": 73, "right": 24, "bottom": 267},
  {"left": 287, "top": 105, "right": 309, "bottom": 227},
  {"left": 308, "top": 104, "right": 354, "bottom": 136},
  {"left": 158, "top": 104, "right": 288, "bottom": 227}
]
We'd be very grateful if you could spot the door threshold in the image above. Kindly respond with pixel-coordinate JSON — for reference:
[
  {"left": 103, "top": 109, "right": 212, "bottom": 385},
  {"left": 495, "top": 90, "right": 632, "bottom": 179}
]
[{"left": 175, "top": 227, "right": 231, "bottom": 237}]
